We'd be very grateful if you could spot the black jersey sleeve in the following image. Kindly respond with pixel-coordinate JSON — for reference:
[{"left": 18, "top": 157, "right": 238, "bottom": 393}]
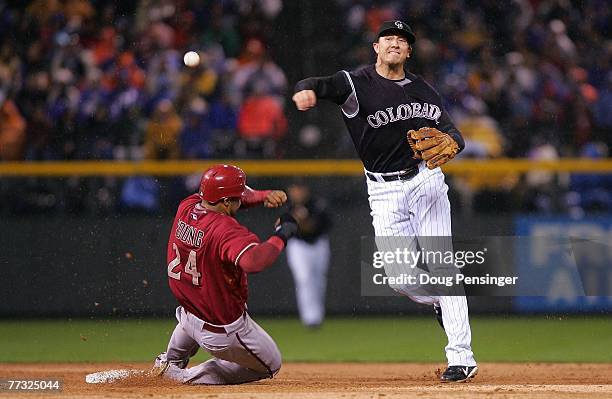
[{"left": 294, "top": 71, "right": 352, "bottom": 105}]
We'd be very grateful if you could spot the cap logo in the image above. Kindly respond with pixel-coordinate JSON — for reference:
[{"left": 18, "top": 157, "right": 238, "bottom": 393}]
[{"left": 395, "top": 21, "right": 403, "bottom": 29}]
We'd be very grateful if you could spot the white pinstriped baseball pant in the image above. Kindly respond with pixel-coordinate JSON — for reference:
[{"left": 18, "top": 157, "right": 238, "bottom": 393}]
[
  {"left": 286, "top": 237, "right": 330, "bottom": 327},
  {"left": 366, "top": 162, "right": 476, "bottom": 367}
]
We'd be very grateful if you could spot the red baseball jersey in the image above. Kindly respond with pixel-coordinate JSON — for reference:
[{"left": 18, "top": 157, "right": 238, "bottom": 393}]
[{"left": 167, "top": 194, "right": 260, "bottom": 325}]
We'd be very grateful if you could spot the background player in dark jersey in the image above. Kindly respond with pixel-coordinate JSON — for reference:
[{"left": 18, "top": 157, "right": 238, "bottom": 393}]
[
  {"left": 154, "top": 164, "right": 298, "bottom": 385},
  {"left": 285, "top": 180, "right": 332, "bottom": 329},
  {"left": 292, "top": 21, "right": 477, "bottom": 382}
]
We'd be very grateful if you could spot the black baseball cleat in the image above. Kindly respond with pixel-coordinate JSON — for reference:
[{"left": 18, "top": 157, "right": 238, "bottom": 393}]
[
  {"left": 440, "top": 365, "right": 478, "bottom": 382},
  {"left": 433, "top": 304, "right": 444, "bottom": 330}
]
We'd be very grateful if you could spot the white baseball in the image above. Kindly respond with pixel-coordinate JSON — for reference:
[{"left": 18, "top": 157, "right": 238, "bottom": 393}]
[{"left": 183, "top": 51, "right": 200, "bottom": 67}]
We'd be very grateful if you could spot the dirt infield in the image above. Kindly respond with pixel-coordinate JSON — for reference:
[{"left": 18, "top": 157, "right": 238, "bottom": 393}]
[{"left": 0, "top": 362, "right": 611, "bottom": 399}]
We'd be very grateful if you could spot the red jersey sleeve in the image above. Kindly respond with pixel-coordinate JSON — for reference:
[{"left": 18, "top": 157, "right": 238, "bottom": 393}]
[
  {"left": 218, "top": 221, "right": 261, "bottom": 266},
  {"left": 240, "top": 185, "right": 271, "bottom": 208}
]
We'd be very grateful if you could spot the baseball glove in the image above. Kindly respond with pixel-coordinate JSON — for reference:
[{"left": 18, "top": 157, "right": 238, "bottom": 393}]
[{"left": 407, "top": 127, "right": 459, "bottom": 170}]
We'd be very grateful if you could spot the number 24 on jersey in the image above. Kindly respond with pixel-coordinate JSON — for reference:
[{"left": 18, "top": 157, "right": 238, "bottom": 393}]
[{"left": 167, "top": 243, "right": 202, "bottom": 285}]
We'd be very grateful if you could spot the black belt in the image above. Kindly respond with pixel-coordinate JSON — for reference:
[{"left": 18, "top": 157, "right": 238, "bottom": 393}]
[{"left": 366, "top": 166, "right": 419, "bottom": 182}]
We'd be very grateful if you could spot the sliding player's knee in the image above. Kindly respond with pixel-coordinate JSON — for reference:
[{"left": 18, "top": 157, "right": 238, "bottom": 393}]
[{"left": 268, "top": 346, "right": 282, "bottom": 376}]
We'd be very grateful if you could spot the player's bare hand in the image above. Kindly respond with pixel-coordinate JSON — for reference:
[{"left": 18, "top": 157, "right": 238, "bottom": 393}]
[
  {"left": 292, "top": 90, "right": 317, "bottom": 111},
  {"left": 264, "top": 190, "right": 287, "bottom": 208}
]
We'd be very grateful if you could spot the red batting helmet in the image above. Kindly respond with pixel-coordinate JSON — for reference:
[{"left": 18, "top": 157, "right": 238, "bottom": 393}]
[{"left": 199, "top": 164, "right": 246, "bottom": 203}]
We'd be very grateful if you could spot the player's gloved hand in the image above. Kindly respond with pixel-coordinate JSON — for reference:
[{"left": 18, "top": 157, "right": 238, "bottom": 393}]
[
  {"left": 264, "top": 190, "right": 287, "bottom": 208},
  {"left": 273, "top": 213, "right": 298, "bottom": 244},
  {"left": 407, "top": 127, "right": 459, "bottom": 170}
]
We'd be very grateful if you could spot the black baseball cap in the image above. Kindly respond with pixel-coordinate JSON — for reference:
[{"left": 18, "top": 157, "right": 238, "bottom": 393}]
[{"left": 377, "top": 20, "right": 415, "bottom": 44}]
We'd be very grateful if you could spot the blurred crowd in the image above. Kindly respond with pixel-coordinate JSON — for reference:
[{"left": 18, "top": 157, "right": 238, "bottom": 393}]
[
  {"left": 0, "top": 0, "right": 290, "bottom": 213},
  {"left": 0, "top": 0, "right": 610, "bottom": 214},
  {"left": 0, "top": 0, "right": 288, "bottom": 163}
]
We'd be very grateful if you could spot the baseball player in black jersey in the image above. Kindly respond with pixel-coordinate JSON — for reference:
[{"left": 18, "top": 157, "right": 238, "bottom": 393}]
[
  {"left": 286, "top": 181, "right": 332, "bottom": 329},
  {"left": 293, "top": 20, "right": 477, "bottom": 382}
]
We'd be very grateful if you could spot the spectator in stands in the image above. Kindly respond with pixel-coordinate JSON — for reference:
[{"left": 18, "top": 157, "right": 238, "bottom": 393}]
[
  {"left": 80, "top": 105, "right": 114, "bottom": 159},
  {"left": 236, "top": 80, "right": 287, "bottom": 158},
  {"left": 0, "top": 43, "right": 22, "bottom": 95},
  {"left": 144, "top": 99, "right": 182, "bottom": 159},
  {"left": 179, "top": 97, "right": 211, "bottom": 159},
  {"left": 230, "top": 38, "right": 287, "bottom": 107},
  {"left": 24, "top": 106, "right": 53, "bottom": 160},
  {"left": 208, "top": 95, "right": 237, "bottom": 134},
  {"left": 593, "top": 72, "right": 612, "bottom": 148},
  {"left": 456, "top": 97, "right": 504, "bottom": 159},
  {"left": 63, "top": 0, "right": 95, "bottom": 21},
  {"left": 499, "top": 52, "right": 537, "bottom": 157},
  {"left": 208, "top": 94, "right": 238, "bottom": 157},
  {"left": 200, "top": 2, "right": 241, "bottom": 58},
  {"left": 0, "top": 96, "right": 27, "bottom": 160},
  {"left": 92, "top": 26, "right": 119, "bottom": 68}
]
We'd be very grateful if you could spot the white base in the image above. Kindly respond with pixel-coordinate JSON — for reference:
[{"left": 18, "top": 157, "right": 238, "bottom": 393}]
[{"left": 85, "top": 369, "right": 145, "bottom": 384}]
